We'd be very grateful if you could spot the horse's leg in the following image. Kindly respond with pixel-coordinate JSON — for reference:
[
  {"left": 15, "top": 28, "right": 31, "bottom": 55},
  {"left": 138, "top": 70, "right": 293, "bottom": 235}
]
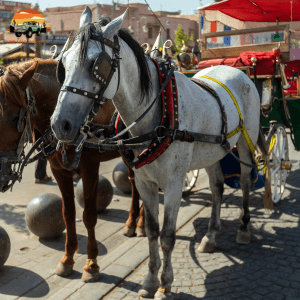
[
  {"left": 137, "top": 203, "right": 146, "bottom": 237},
  {"left": 123, "top": 166, "right": 141, "bottom": 237},
  {"left": 52, "top": 167, "right": 78, "bottom": 277},
  {"left": 154, "top": 181, "right": 184, "bottom": 300},
  {"left": 80, "top": 162, "right": 101, "bottom": 282},
  {"left": 198, "top": 162, "right": 224, "bottom": 253},
  {"left": 236, "top": 141, "right": 252, "bottom": 244},
  {"left": 137, "top": 179, "right": 161, "bottom": 298}
]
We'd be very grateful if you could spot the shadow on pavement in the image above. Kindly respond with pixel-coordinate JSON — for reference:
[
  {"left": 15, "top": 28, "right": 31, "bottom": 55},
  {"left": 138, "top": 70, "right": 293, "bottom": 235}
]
[
  {"left": 39, "top": 233, "right": 108, "bottom": 257},
  {"left": 0, "top": 266, "right": 49, "bottom": 297},
  {"left": 0, "top": 203, "right": 29, "bottom": 235}
]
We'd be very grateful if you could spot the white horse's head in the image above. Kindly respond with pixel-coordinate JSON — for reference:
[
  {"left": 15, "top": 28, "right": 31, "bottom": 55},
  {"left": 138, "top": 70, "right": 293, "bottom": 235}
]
[{"left": 51, "top": 6, "right": 127, "bottom": 142}]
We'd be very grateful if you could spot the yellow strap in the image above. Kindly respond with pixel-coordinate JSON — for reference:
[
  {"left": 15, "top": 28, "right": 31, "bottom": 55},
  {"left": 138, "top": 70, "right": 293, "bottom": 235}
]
[
  {"left": 201, "top": 76, "right": 244, "bottom": 121},
  {"left": 227, "top": 125, "right": 243, "bottom": 139},
  {"left": 201, "top": 75, "right": 258, "bottom": 163}
]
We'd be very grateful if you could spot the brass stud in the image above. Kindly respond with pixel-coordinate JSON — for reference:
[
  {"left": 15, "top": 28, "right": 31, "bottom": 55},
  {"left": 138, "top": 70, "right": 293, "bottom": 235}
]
[
  {"left": 84, "top": 92, "right": 87, "bottom": 96},
  {"left": 94, "top": 72, "right": 97, "bottom": 75},
  {"left": 73, "top": 89, "right": 76, "bottom": 92},
  {"left": 96, "top": 75, "right": 99, "bottom": 78},
  {"left": 95, "top": 95, "right": 98, "bottom": 99},
  {"left": 95, "top": 66, "right": 98, "bottom": 70}
]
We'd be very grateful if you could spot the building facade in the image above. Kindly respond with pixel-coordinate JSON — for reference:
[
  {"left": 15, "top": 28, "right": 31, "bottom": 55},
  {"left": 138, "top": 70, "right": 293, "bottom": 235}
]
[{"left": 45, "top": 3, "right": 200, "bottom": 47}]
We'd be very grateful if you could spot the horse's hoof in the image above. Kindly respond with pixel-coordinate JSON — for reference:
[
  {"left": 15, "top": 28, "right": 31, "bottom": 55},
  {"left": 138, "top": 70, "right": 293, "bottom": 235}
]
[
  {"left": 122, "top": 226, "right": 136, "bottom": 237},
  {"left": 236, "top": 230, "right": 251, "bottom": 244},
  {"left": 55, "top": 262, "right": 73, "bottom": 277},
  {"left": 139, "top": 286, "right": 159, "bottom": 298},
  {"left": 198, "top": 237, "right": 215, "bottom": 253},
  {"left": 154, "top": 289, "right": 173, "bottom": 300},
  {"left": 81, "top": 269, "right": 100, "bottom": 282},
  {"left": 137, "top": 226, "right": 146, "bottom": 237}
]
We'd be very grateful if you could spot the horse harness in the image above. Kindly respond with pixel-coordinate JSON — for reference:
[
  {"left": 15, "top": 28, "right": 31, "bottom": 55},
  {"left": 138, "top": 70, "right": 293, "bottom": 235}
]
[
  {"left": 97, "top": 61, "right": 260, "bottom": 169},
  {"left": 54, "top": 28, "right": 259, "bottom": 170},
  {"left": 0, "top": 76, "right": 38, "bottom": 192}
]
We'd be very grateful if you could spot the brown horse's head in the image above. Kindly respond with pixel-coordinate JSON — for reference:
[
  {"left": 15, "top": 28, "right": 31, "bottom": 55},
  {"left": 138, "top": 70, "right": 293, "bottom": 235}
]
[{"left": 0, "top": 60, "right": 38, "bottom": 192}]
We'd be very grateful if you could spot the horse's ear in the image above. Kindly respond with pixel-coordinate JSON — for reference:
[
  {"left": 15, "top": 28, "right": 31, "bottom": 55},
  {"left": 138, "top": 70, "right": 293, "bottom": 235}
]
[
  {"left": 102, "top": 8, "right": 128, "bottom": 41},
  {"left": 80, "top": 6, "right": 92, "bottom": 27},
  {"left": 18, "top": 60, "right": 38, "bottom": 91}
]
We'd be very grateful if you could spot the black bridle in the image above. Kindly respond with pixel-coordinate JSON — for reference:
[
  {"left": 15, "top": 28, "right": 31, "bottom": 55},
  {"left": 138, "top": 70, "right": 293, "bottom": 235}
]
[
  {"left": 0, "top": 85, "right": 37, "bottom": 192},
  {"left": 55, "top": 26, "right": 121, "bottom": 169}
]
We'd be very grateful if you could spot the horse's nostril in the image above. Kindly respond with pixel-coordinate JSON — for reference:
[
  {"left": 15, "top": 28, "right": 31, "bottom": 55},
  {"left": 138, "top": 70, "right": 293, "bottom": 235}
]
[{"left": 63, "top": 120, "right": 72, "bottom": 132}]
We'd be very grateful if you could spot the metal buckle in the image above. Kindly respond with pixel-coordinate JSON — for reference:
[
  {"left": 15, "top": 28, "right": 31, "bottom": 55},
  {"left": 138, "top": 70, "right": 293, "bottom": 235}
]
[
  {"left": 173, "top": 129, "right": 178, "bottom": 141},
  {"left": 75, "top": 131, "right": 88, "bottom": 153},
  {"left": 155, "top": 125, "right": 167, "bottom": 143}
]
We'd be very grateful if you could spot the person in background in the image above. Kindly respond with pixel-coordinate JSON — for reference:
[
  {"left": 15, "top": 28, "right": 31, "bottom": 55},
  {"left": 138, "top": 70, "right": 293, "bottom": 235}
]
[{"left": 34, "top": 157, "right": 52, "bottom": 183}]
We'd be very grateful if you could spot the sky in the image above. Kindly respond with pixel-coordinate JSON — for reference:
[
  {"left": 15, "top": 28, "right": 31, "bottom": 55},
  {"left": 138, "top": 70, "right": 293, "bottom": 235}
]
[{"left": 38, "top": 0, "right": 214, "bottom": 14}]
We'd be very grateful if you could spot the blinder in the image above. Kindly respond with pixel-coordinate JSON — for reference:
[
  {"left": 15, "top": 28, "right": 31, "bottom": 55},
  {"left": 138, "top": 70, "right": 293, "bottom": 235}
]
[
  {"left": 92, "top": 52, "right": 112, "bottom": 88},
  {"left": 56, "top": 57, "right": 65, "bottom": 85}
]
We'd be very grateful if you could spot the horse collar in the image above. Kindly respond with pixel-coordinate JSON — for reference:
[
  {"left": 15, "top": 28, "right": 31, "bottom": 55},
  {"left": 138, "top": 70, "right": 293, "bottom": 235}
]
[{"left": 115, "top": 59, "right": 179, "bottom": 169}]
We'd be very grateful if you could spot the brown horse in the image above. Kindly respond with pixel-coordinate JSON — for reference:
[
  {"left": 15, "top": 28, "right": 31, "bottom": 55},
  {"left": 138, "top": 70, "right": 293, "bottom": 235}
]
[{"left": 0, "top": 58, "right": 144, "bottom": 282}]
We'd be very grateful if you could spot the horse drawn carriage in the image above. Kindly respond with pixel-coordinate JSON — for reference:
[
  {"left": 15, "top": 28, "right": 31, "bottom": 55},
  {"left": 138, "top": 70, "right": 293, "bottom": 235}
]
[{"left": 176, "top": 0, "right": 300, "bottom": 204}]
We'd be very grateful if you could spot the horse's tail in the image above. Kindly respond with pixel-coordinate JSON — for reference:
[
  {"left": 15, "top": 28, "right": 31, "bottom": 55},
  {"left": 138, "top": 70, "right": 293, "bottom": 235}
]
[{"left": 257, "top": 127, "right": 273, "bottom": 211}]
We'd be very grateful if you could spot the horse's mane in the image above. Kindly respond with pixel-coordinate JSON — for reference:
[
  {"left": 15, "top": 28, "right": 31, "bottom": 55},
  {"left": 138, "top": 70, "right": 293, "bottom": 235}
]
[
  {"left": 0, "top": 58, "right": 56, "bottom": 114},
  {"left": 75, "top": 15, "right": 152, "bottom": 103}
]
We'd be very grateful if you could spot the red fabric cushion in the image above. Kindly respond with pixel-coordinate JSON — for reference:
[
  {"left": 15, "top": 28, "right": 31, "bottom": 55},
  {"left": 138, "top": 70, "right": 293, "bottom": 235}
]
[{"left": 197, "top": 51, "right": 276, "bottom": 75}]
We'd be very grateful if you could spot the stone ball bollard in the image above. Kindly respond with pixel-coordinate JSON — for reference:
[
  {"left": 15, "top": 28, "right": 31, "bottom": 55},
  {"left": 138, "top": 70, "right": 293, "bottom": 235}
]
[
  {"left": 112, "top": 161, "right": 131, "bottom": 194},
  {"left": 75, "top": 175, "right": 113, "bottom": 212},
  {"left": 0, "top": 226, "right": 10, "bottom": 268},
  {"left": 25, "top": 193, "right": 66, "bottom": 239}
]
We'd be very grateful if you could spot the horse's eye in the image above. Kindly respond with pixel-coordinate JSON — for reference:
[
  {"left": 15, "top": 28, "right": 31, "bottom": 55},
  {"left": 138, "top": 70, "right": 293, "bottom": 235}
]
[{"left": 89, "top": 60, "right": 95, "bottom": 69}]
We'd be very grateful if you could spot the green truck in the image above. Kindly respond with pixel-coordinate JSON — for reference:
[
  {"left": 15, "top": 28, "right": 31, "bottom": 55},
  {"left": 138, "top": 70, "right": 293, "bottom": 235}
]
[{"left": 12, "top": 21, "right": 43, "bottom": 38}]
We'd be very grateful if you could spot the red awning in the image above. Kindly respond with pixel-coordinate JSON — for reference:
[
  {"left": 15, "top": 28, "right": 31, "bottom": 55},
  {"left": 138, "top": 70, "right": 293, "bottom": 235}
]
[{"left": 200, "top": 0, "right": 300, "bottom": 23}]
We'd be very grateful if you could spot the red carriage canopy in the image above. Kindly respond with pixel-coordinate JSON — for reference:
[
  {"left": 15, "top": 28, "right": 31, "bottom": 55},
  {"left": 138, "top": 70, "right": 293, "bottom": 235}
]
[{"left": 200, "top": 0, "right": 300, "bottom": 23}]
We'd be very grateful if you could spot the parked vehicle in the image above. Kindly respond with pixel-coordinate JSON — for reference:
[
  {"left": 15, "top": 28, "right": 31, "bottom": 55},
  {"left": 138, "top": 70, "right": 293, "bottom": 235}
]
[
  {"left": 14, "top": 21, "right": 42, "bottom": 38},
  {"left": 184, "top": 0, "right": 300, "bottom": 204}
]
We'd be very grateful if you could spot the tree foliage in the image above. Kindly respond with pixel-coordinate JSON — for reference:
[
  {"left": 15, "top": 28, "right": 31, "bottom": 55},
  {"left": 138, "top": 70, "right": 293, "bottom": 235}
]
[{"left": 174, "top": 24, "right": 194, "bottom": 56}]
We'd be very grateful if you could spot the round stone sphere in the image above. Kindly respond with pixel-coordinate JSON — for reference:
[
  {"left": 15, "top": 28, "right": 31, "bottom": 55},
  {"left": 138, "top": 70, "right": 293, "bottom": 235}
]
[
  {"left": 75, "top": 175, "right": 113, "bottom": 212},
  {"left": 0, "top": 226, "right": 10, "bottom": 268},
  {"left": 25, "top": 193, "right": 66, "bottom": 239},
  {"left": 112, "top": 161, "right": 131, "bottom": 194}
]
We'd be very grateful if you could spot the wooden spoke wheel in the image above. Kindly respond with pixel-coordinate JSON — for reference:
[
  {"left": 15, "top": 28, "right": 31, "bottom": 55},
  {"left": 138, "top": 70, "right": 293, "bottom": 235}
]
[
  {"left": 266, "top": 123, "right": 289, "bottom": 204},
  {"left": 182, "top": 170, "right": 199, "bottom": 195}
]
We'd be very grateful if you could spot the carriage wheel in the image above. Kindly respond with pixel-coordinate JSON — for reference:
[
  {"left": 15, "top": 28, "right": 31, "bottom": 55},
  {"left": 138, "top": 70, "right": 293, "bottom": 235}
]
[
  {"left": 182, "top": 170, "right": 199, "bottom": 195},
  {"left": 266, "top": 123, "right": 289, "bottom": 204}
]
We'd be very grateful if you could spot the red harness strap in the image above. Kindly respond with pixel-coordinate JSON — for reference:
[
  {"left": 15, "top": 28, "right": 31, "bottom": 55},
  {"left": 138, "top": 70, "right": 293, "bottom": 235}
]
[
  {"left": 114, "top": 59, "right": 179, "bottom": 169},
  {"left": 135, "top": 61, "right": 178, "bottom": 168}
]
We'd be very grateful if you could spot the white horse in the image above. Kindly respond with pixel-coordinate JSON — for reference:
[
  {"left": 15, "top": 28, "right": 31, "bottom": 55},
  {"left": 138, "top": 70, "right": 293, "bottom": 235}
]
[{"left": 51, "top": 8, "right": 271, "bottom": 300}]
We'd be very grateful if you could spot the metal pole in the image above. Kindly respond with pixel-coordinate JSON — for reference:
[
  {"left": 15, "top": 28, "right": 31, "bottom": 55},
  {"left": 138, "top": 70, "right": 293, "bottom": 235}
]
[
  {"left": 112, "top": 1, "right": 114, "bottom": 19},
  {"left": 26, "top": 37, "right": 29, "bottom": 60},
  {"left": 137, "top": 20, "right": 140, "bottom": 43}
]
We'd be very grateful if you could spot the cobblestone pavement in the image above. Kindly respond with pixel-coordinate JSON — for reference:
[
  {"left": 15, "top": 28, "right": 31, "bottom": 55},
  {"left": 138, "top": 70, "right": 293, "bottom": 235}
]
[
  {"left": 1, "top": 141, "right": 300, "bottom": 299},
  {"left": 0, "top": 157, "right": 209, "bottom": 300},
  {"left": 104, "top": 162, "right": 300, "bottom": 300}
]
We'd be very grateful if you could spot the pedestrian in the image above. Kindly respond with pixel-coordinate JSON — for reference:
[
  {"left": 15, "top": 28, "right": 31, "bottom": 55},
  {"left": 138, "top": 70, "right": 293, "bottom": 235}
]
[{"left": 34, "top": 157, "right": 52, "bottom": 183}]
